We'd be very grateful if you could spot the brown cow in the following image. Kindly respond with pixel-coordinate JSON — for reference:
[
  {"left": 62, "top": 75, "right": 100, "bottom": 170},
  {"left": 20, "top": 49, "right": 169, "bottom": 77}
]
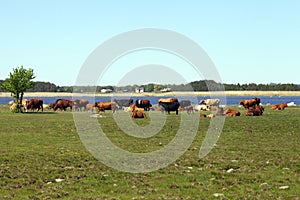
[
  {"left": 73, "top": 99, "right": 89, "bottom": 111},
  {"left": 200, "top": 113, "right": 207, "bottom": 118},
  {"left": 158, "top": 98, "right": 178, "bottom": 103},
  {"left": 131, "top": 110, "right": 147, "bottom": 119},
  {"left": 240, "top": 97, "right": 260, "bottom": 109},
  {"left": 52, "top": 99, "right": 73, "bottom": 111},
  {"left": 271, "top": 103, "right": 288, "bottom": 110},
  {"left": 85, "top": 104, "right": 95, "bottom": 112},
  {"left": 223, "top": 108, "right": 240, "bottom": 117},
  {"left": 26, "top": 98, "right": 43, "bottom": 112},
  {"left": 184, "top": 105, "right": 194, "bottom": 114},
  {"left": 129, "top": 103, "right": 144, "bottom": 112},
  {"left": 94, "top": 102, "right": 117, "bottom": 113},
  {"left": 246, "top": 105, "right": 264, "bottom": 116}
]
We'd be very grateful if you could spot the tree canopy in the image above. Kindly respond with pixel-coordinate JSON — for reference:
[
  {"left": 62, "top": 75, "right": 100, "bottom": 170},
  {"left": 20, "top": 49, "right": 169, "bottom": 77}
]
[{"left": 1, "top": 66, "right": 36, "bottom": 112}]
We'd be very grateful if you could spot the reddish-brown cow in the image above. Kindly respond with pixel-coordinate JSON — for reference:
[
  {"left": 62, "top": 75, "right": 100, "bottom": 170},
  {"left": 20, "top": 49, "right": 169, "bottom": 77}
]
[
  {"left": 271, "top": 103, "right": 288, "bottom": 110},
  {"left": 94, "top": 102, "right": 117, "bottom": 113},
  {"left": 26, "top": 98, "right": 43, "bottom": 112}
]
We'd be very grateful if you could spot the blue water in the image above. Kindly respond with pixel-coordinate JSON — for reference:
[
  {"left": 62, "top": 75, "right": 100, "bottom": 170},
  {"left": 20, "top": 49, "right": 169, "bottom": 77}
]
[{"left": 1, "top": 95, "right": 299, "bottom": 106}]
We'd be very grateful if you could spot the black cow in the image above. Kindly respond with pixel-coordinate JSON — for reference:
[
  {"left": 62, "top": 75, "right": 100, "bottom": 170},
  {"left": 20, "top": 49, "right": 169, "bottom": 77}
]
[
  {"left": 114, "top": 99, "right": 133, "bottom": 108},
  {"left": 159, "top": 102, "right": 180, "bottom": 115},
  {"left": 179, "top": 100, "right": 191, "bottom": 108},
  {"left": 135, "top": 99, "right": 152, "bottom": 111}
]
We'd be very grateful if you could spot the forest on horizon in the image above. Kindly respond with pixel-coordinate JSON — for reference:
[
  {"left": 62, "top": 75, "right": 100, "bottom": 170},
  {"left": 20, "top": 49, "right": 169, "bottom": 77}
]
[{"left": 1, "top": 80, "right": 300, "bottom": 93}]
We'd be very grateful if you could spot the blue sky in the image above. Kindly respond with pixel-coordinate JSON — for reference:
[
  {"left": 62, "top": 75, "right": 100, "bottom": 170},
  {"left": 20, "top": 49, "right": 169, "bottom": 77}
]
[{"left": 0, "top": 1, "right": 299, "bottom": 86}]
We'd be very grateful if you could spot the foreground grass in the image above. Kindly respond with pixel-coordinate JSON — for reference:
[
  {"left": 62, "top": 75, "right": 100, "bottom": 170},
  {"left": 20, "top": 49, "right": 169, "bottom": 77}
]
[{"left": 0, "top": 105, "right": 299, "bottom": 199}]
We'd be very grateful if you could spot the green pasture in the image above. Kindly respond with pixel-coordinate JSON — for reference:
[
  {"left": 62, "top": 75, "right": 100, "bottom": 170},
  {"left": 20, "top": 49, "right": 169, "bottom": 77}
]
[{"left": 0, "top": 105, "right": 299, "bottom": 199}]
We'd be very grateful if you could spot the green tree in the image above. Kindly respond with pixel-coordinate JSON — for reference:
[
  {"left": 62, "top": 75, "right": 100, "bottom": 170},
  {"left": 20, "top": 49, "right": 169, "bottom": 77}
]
[{"left": 1, "top": 66, "right": 36, "bottom": 112}]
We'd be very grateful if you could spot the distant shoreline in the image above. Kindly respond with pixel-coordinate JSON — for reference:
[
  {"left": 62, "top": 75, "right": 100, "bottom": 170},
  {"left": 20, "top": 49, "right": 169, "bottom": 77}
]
[{"left": 1, "top": 91, "right": 300, "bottom": 97}]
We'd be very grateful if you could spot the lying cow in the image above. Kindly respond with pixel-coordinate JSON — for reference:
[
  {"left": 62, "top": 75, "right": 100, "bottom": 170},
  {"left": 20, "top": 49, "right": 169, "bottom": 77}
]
[
  {"left": 240, "top": 97, "right": 260, "bottom": 109},
  {"left": 194, "top": 104, "right": 210, "bottom": 111},
  {"left": 200, "top": 113, "right": 215, "bottom": 118},
  {"left": 223, "top": 108, "right": 240, "bottom": 117},
  {"left": 10, "top": 99, "right": 28, "bottom": 112},
  {"left": 271, "top": 103, "right": 288, "bottom": 110},
  {"left": 246, "top": 105, "right": 264, "bottom": 116},
  {"left": 131, "top": 110, "right": 147, "bottom": 119},
  {"left": 159, "top": 101, "right": 180, "bottom": 115}
]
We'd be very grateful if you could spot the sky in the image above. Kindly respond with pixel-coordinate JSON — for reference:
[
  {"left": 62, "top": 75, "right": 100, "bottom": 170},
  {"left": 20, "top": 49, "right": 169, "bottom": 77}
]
[{"left": 0, "top": 1, "right": 299, "bottom": 86}]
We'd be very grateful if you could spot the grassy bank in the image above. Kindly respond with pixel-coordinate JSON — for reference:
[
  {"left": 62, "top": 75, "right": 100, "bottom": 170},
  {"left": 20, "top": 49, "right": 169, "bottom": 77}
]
[
  {"left": 2, "top": 91, "right": 300, "bottom": 97},
  {"left": 0, "top": 105, "right": 300, "bottom": 199}
]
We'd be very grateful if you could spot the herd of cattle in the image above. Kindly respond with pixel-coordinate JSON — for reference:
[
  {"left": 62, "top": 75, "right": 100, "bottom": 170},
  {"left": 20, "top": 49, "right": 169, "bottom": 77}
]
[{"left": 8, "top": 97, "right": 290, "bottom": 118}]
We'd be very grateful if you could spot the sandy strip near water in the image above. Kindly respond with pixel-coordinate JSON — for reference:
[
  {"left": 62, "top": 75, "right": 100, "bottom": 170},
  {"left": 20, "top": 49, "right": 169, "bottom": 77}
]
[{"left": 1, "top": 91, "right": 300, "bottom": 97}]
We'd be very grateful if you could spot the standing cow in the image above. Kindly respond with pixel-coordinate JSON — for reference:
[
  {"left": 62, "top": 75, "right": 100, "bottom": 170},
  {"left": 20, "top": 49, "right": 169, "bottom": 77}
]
[
  {"left": 240, "top": 97, "right": 261, "bottom": 109},
  {"left": 135, "top": 99, "right": 152, "bottom": 111},
  {"left": 73, "top": 99, "right": 89, "bottom": 111},
  {"left": 159, "top": 102, "right": 180, "bottom": 115},
  {"left": 52, "top": 99, "right": 73, "bottom": 111},
  {"left": 94, "top": 102, "right": 117, "bottom": 113},
  {"left": 26, "top": 98, "right": 43, "bottom": 112},
  {"left": 114, "top": 99, "right": 133, "bottom": 108}
]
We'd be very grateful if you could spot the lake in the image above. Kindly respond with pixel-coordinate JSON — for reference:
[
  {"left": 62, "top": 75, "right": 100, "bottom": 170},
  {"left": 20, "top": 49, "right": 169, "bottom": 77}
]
[{"left": 1, "top": 95, "right": 299, "bottom": 106}]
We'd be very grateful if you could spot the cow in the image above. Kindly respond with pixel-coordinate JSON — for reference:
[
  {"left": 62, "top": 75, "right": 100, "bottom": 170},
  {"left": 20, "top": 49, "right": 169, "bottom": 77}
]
[
  {"left": 199, "top": 98, "right": 220, "bottom": 107},
  {"left": 216, "top": 107, "right": 225, "bottom": 116},
  {"left": 114, "top": 99, "right": 133, "bottom": 108},
  {"left": 158, "top": 98, "right": 178, "bottom": 103},
  {"left": 200, "top": 113, "right": 207, "bottom": 118},
  {"left": 94, "top": 101, "right": 117, "bottom": 113},
  {"left": 9, "top": 99, "right": 28, "bottom": 112},
  {"left": 131, "top": 110, "right": 147, "bottom": 119},
  {"left": 26, "top": 98, "right": 43, "bottom": 112},
  {"left": 240, "top": 97, "right": 261, "bottom": 109},
  {"left": 246, "top": 105, "right": 264, "bottom": 116},
  {"left": 129, "top": 103, "right": 144, "bottom": 112},
  {"left": 49, "top": 102, "right": 56, "bottom": 110},
  {"left": 207, "top": 113, "right": 215, "bottom": 118},
  {"left": 73, "top": 99, "right": 89, "bottom": 111},
  {"left": 179, "top": 100, "right": 191, "bottom": 108},
  {"left": 271, "top": 103, "right": 288, "bottom": 110},
  {"left": 10, "top": 102, "right": 17, "bottom": 111},
  {"left": 159, "top": 101, "right": 180, "bottom": 115},
  {"left": 43, "top": 104, "right": 50, "bottom": 110},
  {"left": 52, "top": 99, "right": 73, "bottom": 111},
  {"left": 21, "top": 99, "right": 28, "bottom": 112},
  {"left": 184, "top": 105, "right": 194, "bottom": 114},
  {"left": 135, "top": 99, "right": 152, "bottom": 111},
  {"left": 85, "top": 104, "right": 95, "bottom": 112},
  {"left": 194, "top": 104, "right": 210, "bottom": 111},
  {"left": 223, "top": 108, "right": 241, "bottom": 117}
]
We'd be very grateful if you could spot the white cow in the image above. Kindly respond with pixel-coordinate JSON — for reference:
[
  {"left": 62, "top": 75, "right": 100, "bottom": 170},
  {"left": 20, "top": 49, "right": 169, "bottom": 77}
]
[
  {"left": 193, "top": 104, "right": 210, "bottom": 111},
  {"left": 199, "top": 98, "right": 220, "bottom": 107}
]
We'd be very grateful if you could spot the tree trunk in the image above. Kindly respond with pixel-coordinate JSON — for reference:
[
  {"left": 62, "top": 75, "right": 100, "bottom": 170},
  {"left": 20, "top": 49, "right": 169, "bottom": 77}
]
[{"left": 19, "top": 92, "right": 24, "bottom": 113}]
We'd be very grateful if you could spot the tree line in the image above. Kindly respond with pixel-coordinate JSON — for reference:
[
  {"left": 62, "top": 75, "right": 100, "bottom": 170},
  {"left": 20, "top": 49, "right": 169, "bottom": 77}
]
[{"left": 1, "top": 79, "right": 299, "bottom": 93}]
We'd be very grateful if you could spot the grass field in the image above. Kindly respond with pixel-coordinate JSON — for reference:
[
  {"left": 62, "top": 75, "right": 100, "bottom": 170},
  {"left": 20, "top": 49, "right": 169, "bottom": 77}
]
[{"left": 0, "top": 105, "right": 299, "bottom": 199}]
